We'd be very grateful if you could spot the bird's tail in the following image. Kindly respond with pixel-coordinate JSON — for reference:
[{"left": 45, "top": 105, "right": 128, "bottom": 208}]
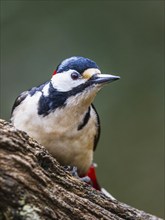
[{"left": 85, "top": 163, "right": 116, "bottom": 200}]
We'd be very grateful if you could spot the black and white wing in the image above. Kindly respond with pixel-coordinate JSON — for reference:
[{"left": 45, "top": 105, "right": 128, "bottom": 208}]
[
  {"left": 11, "top": 90, "right": 29, "bottom": 116},
  {"left": 91, "top": 104, "right": 100, "bottom": 151}
]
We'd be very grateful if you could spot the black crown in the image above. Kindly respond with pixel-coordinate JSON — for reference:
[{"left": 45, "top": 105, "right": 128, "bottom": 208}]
[{"left": 56, "top": 56, "right": 99, "bottom": 74}]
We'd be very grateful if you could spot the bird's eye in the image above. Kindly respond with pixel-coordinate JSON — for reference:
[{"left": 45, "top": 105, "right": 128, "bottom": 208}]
[{"left": 71, "top": 72, "right": 79, "bottom": 80}]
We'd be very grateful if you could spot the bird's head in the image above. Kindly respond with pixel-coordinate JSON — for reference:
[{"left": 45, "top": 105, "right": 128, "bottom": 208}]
[{"left": 51, "top": 56, "right": 120, "bottom": 105}]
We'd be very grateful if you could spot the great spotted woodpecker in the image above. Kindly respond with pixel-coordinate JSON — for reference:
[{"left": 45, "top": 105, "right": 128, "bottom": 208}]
[{"left": 11, "top": 56, "right": 120, "bottom": 194}]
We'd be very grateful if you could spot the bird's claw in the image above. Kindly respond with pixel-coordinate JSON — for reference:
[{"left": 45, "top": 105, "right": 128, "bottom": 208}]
[{"left": 63, "top": 165, "right": 92, "bottom": 184}]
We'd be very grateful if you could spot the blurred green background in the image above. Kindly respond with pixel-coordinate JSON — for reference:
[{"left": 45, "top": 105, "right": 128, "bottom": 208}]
[{"left": 0, "top": 1, "right": 164, "bottom": 218}]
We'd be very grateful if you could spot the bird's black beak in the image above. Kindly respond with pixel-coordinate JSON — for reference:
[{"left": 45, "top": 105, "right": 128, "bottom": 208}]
[{"left": 89, "top": 74, "right": 120, "bottom": 85}]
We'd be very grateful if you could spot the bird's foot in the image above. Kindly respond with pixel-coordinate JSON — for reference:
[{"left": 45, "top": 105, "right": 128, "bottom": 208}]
[
  {"left": 64, "top": 165, "right": 116, "bottom": 200},
  {"left": 63, "top": 165, "right": 91, "bottom": 184}
]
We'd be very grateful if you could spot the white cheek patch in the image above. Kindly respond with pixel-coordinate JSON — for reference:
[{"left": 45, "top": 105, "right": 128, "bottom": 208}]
[{"left": 51, "top": 70, "right": 86, "bottom": 92}]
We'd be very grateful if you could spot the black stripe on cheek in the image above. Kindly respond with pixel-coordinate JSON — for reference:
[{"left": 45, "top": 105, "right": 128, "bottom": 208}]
[{"left": 77, "top": 107, "right": 91, "bottom": 130}]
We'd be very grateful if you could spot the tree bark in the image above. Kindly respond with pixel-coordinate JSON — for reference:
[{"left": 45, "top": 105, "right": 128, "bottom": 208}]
[{"left": 0, "top": 119, "right": 162, "bottom": 220}]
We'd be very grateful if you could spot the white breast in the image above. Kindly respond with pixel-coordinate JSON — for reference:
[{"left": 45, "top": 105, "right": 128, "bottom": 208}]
[{"left": 12, "top": 92, "right": 98, "bottom": 175}]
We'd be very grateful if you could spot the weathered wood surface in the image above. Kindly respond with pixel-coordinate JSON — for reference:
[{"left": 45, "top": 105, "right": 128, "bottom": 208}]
[{"left": 0, "top": 119, "right": 162, "bottom": 220}]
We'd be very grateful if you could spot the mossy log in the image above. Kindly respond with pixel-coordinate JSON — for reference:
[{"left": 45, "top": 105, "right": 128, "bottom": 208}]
[{"left": 0, "top": 119, "right": 162, "bottom": 220}]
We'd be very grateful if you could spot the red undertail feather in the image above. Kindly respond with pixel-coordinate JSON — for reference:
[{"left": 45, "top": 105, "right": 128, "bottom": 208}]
[{"left": 86, "top": 164, "right": 101, "bottom": 190}]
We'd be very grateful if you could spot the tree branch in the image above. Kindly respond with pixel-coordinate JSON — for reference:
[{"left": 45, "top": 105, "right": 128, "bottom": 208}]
[{"left": 0, "top": 119, "right": 162, "bottom": 220}]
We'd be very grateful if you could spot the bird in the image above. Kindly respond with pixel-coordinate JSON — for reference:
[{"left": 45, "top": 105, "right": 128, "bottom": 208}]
[{"left": 11, "top": 56, "right": 120, "bottom": 181}]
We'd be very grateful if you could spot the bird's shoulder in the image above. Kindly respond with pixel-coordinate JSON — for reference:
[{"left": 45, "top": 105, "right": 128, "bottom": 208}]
[
  {"left": 11, "top": 90, "right": 29, "bottom": 114},
  {"left": 11, "top": 82, "right": 49, "bottom": 114}
]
